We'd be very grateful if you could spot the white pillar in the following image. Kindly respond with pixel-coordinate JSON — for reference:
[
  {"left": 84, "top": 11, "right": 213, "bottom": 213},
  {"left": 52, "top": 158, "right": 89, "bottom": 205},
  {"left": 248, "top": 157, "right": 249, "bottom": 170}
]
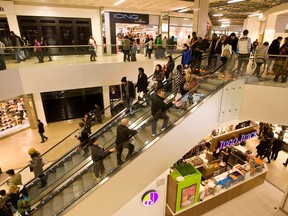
[
  {"left": 243, "top": 17, "right": 261, "bottom": 42},
  {"left": 193, "top": 0, "right": 209, "bottom": 37},
  {"left": 102, "top": 86, "right": 111, "bottom": 117},
  {"left": 104, "top": 12, "right": 112, "bottom": 55},
  {"left": 33, "top": 92, "right": 47, "bottom": 125},
  {"left": 91, "top": 7, "right": 103, "bottom": 56},
  {"left": 263, "top": 14, "right": 277, "bottom": 42}
]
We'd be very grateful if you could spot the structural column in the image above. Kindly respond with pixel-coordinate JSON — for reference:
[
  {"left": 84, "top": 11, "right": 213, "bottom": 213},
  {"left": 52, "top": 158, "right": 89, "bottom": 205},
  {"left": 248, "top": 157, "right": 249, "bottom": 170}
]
[
  {"left": 192, "top": 0, "right": 209, "bottom": 37},
  {"left": 102, "top": 86, "right": 111, "bottom": 117},
  {"left": 263, "top": 14, "right": 277, "bottom": 42}
]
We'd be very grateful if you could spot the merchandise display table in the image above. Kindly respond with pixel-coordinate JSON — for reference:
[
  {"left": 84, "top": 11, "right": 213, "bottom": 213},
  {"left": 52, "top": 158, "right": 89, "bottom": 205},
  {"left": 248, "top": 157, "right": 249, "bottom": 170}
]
[{"left": 166, "top": 164, "right": 268, "bottom": 216}]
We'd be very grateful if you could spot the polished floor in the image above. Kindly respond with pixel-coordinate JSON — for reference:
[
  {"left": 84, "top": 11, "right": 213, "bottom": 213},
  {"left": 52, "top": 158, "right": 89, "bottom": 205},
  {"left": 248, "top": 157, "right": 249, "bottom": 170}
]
[{"left": 0, "top": 53, "right": 288, "bottom": 215}]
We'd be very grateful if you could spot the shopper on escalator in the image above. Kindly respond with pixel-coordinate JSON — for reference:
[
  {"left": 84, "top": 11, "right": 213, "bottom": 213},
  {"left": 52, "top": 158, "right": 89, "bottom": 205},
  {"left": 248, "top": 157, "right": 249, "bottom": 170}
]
[
  {"left": 151, "top": 88, "right": 175, "bottom": 137},
  {"left": 135, "top": 67, "right": 149, "bottom": 105},
  {"left": 115, "top": 118, "right": 137, "bottom": 166},
  {"left": 75, "top": 122, "right": 90, "bottom": 154},
  {"left": 28, "top": 148, "right": 47, "bottom": 189},
  {"left": 90, "top": 137, "right": 116, "bottom": 182}
]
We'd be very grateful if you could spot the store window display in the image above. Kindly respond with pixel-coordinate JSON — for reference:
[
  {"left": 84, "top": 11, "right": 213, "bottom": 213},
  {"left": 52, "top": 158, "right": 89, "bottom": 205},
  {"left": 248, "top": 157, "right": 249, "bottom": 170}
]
[{"left": 0, "top": 97, "right": 30, "bottom": 137}]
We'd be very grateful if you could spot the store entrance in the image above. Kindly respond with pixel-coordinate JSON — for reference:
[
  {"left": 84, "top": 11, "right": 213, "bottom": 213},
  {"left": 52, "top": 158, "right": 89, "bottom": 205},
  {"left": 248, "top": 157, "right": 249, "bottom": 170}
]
[{"left": 41, "top": 87, "right": 104, "bottom": 123}]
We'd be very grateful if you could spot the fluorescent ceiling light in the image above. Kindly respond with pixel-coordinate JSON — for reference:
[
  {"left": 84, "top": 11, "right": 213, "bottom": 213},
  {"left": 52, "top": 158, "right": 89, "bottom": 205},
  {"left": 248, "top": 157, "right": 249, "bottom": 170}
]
[
  {"left": 114, "top": 0, "right": 125, "bottom": 6},
  {"left": 213, "top": 14, "right": 223, "bottom": 17},
  {"left": 227, "top": 0, "right": 245, "bottom": 3},
  {"left": 178, "top": 8, "right": 189, "bottom": 13},
  {"left": 221, "top": 21, "right": 231, "bottom": 24},
  {"left": 218, "top": 19, "right": 230, "bottom": 22},
  {"left": 221, "top": 24, "right": 230, "bottom": 27},
  {"left": 248, "top": 13, "right": 261, "bottom": 17}
]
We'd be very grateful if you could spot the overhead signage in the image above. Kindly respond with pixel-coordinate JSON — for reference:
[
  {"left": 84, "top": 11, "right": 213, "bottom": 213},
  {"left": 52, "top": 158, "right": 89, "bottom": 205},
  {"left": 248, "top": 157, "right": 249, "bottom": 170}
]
[
  {"left": 141, "top": 190, "right": 159, "bottom": 207},
  {"left": 216, "top": 131, "right": 257, "bottom": 152},
  {"left": 110, "top": 12, "right": 149, "bottom": 24}
]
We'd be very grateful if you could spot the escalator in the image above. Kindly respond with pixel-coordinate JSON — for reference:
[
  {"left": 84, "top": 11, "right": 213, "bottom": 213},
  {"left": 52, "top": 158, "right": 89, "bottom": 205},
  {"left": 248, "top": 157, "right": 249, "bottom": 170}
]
[{"left": 29, "top": 70, "right": 234, "bottom": 215}]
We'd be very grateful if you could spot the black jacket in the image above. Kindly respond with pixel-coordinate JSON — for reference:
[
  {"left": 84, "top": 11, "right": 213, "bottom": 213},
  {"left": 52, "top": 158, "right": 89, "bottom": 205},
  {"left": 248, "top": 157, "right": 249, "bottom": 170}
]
[
  {"left": 121, "top": 81, "right": 136, "bottom": 98},
  {"left": 151, "top": 93, "right": 172, "bottom": 117},
  {"left": 135, "top": 73, "right": 148, "bottom": 93},
  {"left": 268, "top": 39, "right": 281, "bottom": 57},
  {"left": 91, "top": 144, "right": 111, "bottom": 163},
  {"left": 115, "top": 124, "right": 137, "bottom": 146},
  {"left": 38, "top": 122, "right": 45, "bottom": 133}
]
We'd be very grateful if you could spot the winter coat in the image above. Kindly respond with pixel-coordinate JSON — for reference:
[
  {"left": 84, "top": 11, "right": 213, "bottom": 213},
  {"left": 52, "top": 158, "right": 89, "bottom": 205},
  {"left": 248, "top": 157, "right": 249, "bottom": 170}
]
[
  {"left": 181, "top": 49, "right": 191, "bottom": 66},
  {"left": 38, "top": 121, "right": 45, "bottom": 133},
  {"left": 151, "top": 93, "right": 172, "bottom": 117},
  {"left": 115, "top": 124, "right": 137, "bottom": 146},
  {"left": 30, "top": 153, "right": 44, "bottom": 178},
  {"left": 135, "top": 73, "right": 148, "bottom": 93},
  {"left": 121, "top": 81, "right": 136, "bottom": 99},
  {"left": 91, "top": 144, "right": 111, "bottom": 163},
  {"left": 268, "top": 39, "right": 281, "bottom": 58}
]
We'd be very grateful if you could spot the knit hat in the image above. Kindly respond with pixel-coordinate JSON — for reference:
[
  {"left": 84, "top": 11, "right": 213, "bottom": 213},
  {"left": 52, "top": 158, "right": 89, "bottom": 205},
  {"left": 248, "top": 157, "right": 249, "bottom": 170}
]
[
  {"left": 121, "top": 77, "right": 127, "bottom": 82},
  {"left": 28, "top": 148, "right": 36, "bottom": 155}
]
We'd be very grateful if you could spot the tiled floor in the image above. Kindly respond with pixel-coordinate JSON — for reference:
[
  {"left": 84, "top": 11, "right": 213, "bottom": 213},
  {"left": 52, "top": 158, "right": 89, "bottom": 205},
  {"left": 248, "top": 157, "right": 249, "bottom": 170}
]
[{"left": 1, "top": 54, "right": 288, "bottom": 215}]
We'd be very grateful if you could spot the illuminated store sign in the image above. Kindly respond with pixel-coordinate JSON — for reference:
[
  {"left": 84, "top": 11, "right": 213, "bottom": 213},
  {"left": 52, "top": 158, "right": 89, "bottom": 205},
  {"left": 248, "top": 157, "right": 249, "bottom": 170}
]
[
  {"left": 217, "top": 131, "right": 257, "bottom": 152},
  {"left": 141, "top": 190, "right": 159, "bottom": 207},
  {"left": 110, "top": 12, "right": 149, "bottom": 24}
]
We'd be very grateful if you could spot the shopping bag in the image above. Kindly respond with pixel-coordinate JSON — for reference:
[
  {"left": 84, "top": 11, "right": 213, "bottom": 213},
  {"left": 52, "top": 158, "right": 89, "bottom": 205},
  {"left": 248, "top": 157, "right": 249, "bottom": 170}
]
[
  {"left": 175, "top": 93, "right": 183, "bottom": 107},
  {"left": 17, "top": 195, "right": 31, "bottom": 214}
]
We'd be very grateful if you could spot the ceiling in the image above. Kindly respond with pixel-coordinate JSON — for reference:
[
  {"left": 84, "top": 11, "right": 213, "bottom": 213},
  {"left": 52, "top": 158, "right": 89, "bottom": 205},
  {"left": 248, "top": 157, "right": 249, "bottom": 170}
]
[{"left": 8, "top": 0, "right": 288, "bottom": 26}]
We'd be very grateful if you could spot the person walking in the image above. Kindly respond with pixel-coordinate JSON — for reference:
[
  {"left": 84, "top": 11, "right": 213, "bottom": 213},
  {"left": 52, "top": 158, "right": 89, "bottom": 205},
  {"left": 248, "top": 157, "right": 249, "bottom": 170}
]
[
  {"left": 270, "top": 137, "right": 283, "bottom": 161},
  {"left": 40, "top": 36, "right": 52, "bottom": 61},
  {"left": 37, "top": 119, "right": 48, "bottom": 143},
  {"left": 10, "top": 31, "right": 23, "bottom": 63},
  {"left": 90, "top": 137, "right": 116, "bottom": 182},
  {"left": 28, "top": 148, "right": 47, "bottom": 188},
  {"left": 151, "top": 88, "right": 175, "bottom": 136},
  {"left": 88, "top": 35, "right": 97, "bottom": 62},
  {"left": 34, "top": 38, "right": 44, "bottom": 63},
  {"left": 115, "top": 118, "right": 137, "bottom": 166},
  {"left": 121, "top": 76, "right": 136, "bottom": 113}
]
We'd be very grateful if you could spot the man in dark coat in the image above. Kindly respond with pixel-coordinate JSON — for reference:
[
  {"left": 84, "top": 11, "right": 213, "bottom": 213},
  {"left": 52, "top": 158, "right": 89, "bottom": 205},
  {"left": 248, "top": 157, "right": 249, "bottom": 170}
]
[
  {"left": 267, "top": 36, "right": 283, "bottom": 73},
  {"left": 115, "top": 118, "right": 137, "bottom": 166},
  {"left": 151, "top": 88, "right": 175, "bottom": 136},
  {"left": 135, "top": 67, "right": 148, "bottom": 104},
  {"left": 10, "top": 31, "right": 23, "bottom": 63},
  {"left": 225, "top": 32, "right": 238, "bottom": 53},
  {"left": 38, "top": 119, "right": 48, "bottom": 143},
  {"left": 121, "top": 76, "right": 136, "bottom": 112},
  {"left": 90, "top": 137, "right": 115, "bottom": 182},
  {"left": 75, "top": 122, "right": 90, "bottom": 153}
]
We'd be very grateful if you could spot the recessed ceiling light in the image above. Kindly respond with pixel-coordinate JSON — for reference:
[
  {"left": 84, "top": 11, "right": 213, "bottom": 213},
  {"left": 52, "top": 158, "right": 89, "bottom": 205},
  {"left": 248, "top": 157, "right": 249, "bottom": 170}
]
[
  {"left": 227, "top": 0, "right": 245, "bottom": 3},
  {"left": 213, "top": 14, "right": 223, "bottom": 17}
]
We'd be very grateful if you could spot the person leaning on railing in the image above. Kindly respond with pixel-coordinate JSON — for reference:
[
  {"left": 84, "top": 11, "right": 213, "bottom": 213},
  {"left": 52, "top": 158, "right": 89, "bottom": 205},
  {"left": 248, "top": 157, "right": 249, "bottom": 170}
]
[{"left": 252, "top": 42, "right": 269, "bottom": 78}]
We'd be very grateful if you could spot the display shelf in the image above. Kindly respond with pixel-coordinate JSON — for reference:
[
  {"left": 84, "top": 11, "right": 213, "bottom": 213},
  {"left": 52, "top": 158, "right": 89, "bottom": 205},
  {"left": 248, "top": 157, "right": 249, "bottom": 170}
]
[{"left": 166, "top": 164, "right": 267, "bottom": 216}]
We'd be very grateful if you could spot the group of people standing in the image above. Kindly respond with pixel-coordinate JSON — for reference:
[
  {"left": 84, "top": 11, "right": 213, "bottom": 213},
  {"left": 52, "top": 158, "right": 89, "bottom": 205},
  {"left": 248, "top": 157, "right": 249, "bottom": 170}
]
[
  {"left": 256, "top": 123, "right": 286, "bottom": 164},
  {"left": 180, "top": 30, "right": 288, "bottom": 82}
]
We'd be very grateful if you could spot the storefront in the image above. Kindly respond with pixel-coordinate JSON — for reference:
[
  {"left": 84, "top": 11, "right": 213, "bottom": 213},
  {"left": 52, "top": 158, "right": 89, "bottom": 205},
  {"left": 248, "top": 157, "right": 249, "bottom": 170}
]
[
  {"left": 0, "top": 94, "right": 37, "bottom": 138},
  {"left": 169, "top": 17, "right": 193, "bottom": 47},
  {"left": 165, "top": 121, "right": 268, "bottom": 216},
  {"left": 107, "top": 12, "right": 159, "bottom": 54}
]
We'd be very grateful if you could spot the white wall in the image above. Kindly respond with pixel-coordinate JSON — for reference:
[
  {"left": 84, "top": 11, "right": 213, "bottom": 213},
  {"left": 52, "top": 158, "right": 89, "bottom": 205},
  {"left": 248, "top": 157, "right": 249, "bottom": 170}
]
[
  {"left": 239, "top": 84, "right": 288, "bottom": 126},
  {"left": 113, "top": 169, "right": 170, "bottom": 216}
]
